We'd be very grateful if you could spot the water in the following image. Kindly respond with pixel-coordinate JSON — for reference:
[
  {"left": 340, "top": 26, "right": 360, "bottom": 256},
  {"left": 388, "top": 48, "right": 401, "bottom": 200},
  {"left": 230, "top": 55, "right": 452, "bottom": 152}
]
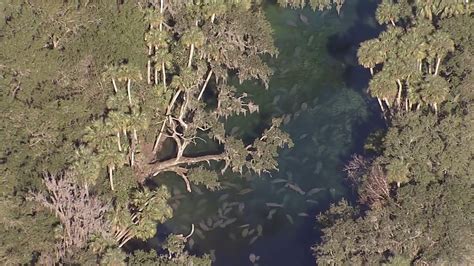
[{"left": 149, "top": 1, "right": 383, "bottom": 265}]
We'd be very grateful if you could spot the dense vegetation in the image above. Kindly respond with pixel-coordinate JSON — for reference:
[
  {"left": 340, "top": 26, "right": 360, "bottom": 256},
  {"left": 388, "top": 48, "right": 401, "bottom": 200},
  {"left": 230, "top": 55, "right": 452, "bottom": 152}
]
[
  {"left": 1, "top": 0, "right": 472, "bottom": 265},
  {"left": 0, "top": 0, "right": 345, "bottom": 264},
  {"left": 314, "top": 0, "right": 473, "bottom": 264}
]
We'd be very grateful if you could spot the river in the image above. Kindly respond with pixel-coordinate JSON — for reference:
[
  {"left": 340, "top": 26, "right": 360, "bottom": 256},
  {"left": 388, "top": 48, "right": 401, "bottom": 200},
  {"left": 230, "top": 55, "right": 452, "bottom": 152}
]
[{"left": 152, "top": 1, "right": 383, "bottom": 265}]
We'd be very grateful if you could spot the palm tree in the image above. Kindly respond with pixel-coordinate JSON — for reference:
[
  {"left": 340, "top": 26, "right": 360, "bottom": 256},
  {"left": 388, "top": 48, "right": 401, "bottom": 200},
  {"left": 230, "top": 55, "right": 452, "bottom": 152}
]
[
  {"left": 378, "top": 26, "right": 403, "bottom": 60},
  {"left": 406, "top": 73, "right": 424, "bottom": 111},
  {"left": 106, "top": 111, "right": 131, "bottom": 153},
  {"left": 116, "top": 65, "right": 142, "bottom": 107},
  {"left": 99, "top": 141, "right": 125, "bottom": 192},
  {"left": 369, "top": 71, "right": 398, "bottom": 112},
  {"left": 152, "top": 49, "right": 173, "bottom": 88},
  {"left": 419, "top": 75, "right": 449, "bottom": 113},
  {"left": 144, "top": 9, "right": 165, "bottom": 30},
  {"left": 202, "top": 2, "right": 227, "bottom": 23},
  {"left": 181, "top": 27, "right": 205, "bottom": 68},
  {"left": 102, "top": 65, "right": 121, "bottom": 93},
  {"left": 387, "top": 159, "right": 410, "bottom": 187},
  {"left": 428, "top": 31, "right": 455, "bottom": 76},
  {"left": 376, "top": 0, "right": 401, "bottom": 26},
  {"left": 358, "top": 39, "right": 384, "bottom": 75},
  {"left": 145, "top": 30, "right": 169, "bottom": 84}
]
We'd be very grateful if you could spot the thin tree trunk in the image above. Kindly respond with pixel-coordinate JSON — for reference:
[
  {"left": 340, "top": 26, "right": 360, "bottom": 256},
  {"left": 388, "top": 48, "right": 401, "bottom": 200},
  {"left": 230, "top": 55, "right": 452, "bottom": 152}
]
[
  {"left": 396, "top": 79, "right": 402, "bottom": 107},
  {"left": 153, "top": 119, "right": 167, "bottom": 153},
  {"left": 187, "top": 43, "right": 194, "bottom": 68},
  {"left": 127, "top": 79, "right": 132, "bottom": 106},
  {"left": 405, "top": 98, "right": 409, "bottom": 111},
  {"left": 162, "top": 62, "right": 167, "bottom": 90},
  {"left": 384, "top": 98, "right": 391, "bottom": 108},
  {"left": 133, "top": 128, "right": 138, "bottom": 143},
  {"left": 418, "top": 59, "right": 422, "bottom": 72},
  {"left": 108, "top": 165, "right": 114, "bottom": 191},
  {"left": 434, "top": 57, "right": 441, "bottom": 76},
  {"left": 117, "top": 132, "right": 122, "bottom": 152},
  {"left": 198, "top": 70, "right": 213, "bottom": 100},
  {"left": 154, "top": 66, "right": 159, "bottom": 85},
  {"left": 147, "top": 46, "right": 152, "bottom": 84},
  {"left": 147, "top": 59, "right": 152, "bottom": 84},
  {"left": 153, "top": 90, "right": 182, "bottom": 154},
  {"left": 433, "top": 102, "right": 438, "bottom": 114},
  {"left": 377, "top": 98, "right": 385, "bottom": 112},
  {"left": 390, "top": 19, "right": 395, "bottom": 26},
  {"left": 211, "top": 13, "right": 216, "bottom": 23},
  {"left": 370, "top": 67, "right": 374, "bottom": 75},
  {"left": 112, "top": 78, "right": 118, "bottom": 93}
]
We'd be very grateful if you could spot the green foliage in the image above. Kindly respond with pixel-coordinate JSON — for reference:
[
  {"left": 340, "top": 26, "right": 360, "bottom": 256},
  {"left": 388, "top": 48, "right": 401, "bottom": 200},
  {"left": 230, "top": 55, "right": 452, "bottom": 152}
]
[{"left": 314, "top": 1, "right": 474, "bottom": 264}]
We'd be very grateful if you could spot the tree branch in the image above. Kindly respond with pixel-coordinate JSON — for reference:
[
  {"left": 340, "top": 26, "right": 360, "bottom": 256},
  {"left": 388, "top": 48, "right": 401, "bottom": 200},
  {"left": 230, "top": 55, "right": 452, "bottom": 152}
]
[{"left": 149, "top": 153, "right": 226, "bottom": 177}]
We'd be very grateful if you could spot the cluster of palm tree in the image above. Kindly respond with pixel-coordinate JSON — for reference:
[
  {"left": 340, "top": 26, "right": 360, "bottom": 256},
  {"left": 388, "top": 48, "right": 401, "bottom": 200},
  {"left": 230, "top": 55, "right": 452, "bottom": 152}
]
[
  {"left": 75, "top": 64, "right": 147, "bottom": 191},
  {"left": 358, "top": 2, "right": 456, "bottom": 115},
  {"left": 144, "top": 3, "right": 172, "bottom": 88}
]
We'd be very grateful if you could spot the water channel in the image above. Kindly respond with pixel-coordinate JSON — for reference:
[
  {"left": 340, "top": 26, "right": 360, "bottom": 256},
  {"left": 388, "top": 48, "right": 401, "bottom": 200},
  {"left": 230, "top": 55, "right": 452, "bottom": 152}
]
[{"left": 152, "top": 1, "right": 384, "bottom": 265}]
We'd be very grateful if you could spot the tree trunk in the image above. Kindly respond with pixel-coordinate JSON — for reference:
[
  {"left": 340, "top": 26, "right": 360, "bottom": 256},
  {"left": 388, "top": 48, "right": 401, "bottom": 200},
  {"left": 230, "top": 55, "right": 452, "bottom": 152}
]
[
  {"left": 370, "top": 67, "right": 374, "bottom": 76},
  {"left": 127, "top": 79, "right": 132, "bottom": 106},
  {"left": 162, "top": 62, "right": 167, "bottom": 90},
  {"left": 198, "top": 70, "right": 213, "bottom": 100},
  {"left": 117, "top": 132, "right": 122, "bottom": 151},
  {"left": 211, "top": 13, "right": 216, "bottom": 23},
  {"left": 133, "top": 128, "right": 138, "bottom": 143},
  {"left": 405, "top": 98, "right": 408, "bottom": 112},
  {"left": 390, "top": 19, "right": 395, "bottom": 26},
  {"left": 108, "top": 165, "right": 115, "bottom": 191},
  {"left": 433, "top": 102, "right": 438, "bottom": 114},
  {"left": 154, "top": 66, "right": 159, "bottom": 85},
  {"left": 384, "top": 98, "right": 391, "bottom": 108},
  {"left": 112, "top": 78, "right": 118, "bottom": 93},
  {"left": 187, "top": 43, "right": 194, "bottom": 68},
  {"left": 396, "top": 79, "right": 402, "bottom": 107},
  {"left": 147, "top": 45, "right": 152, "bottom": 84},
  {"left": 418, "top": 59, "right": 422, "bottom": 72},
  {"left": 147, "top": 59, "right": 152, "bottom": 85},
  {"left": 153, "top": 119, "right": 167, "bottom": 154},
  {"left": 377, "top": 98, "right": 385, "bottom": 112},
  {"left": 434, "top": 57, "right": 441, "bottom": 76}
]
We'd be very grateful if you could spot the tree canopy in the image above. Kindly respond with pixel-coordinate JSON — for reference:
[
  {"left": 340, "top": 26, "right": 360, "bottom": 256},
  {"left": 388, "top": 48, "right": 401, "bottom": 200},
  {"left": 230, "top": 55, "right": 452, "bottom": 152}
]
[{"left": 315, "top": 1, "right": 473, "bottom": 264}]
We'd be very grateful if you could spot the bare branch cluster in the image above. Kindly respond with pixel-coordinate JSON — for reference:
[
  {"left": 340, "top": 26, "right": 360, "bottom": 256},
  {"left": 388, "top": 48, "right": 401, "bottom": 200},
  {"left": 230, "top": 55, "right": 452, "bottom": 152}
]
[{"left": 29, "top": 172, "right": 111, "bottom": 258}]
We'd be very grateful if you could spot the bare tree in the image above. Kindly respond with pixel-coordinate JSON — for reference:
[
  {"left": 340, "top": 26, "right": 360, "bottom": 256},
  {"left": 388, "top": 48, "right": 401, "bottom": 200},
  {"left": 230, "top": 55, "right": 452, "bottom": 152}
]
[
  {"left": 29, "top": 172, "right": 111, "bottom": 259},
  {"left": 344, "top": 155, "right": 390, "bottom": 208}
]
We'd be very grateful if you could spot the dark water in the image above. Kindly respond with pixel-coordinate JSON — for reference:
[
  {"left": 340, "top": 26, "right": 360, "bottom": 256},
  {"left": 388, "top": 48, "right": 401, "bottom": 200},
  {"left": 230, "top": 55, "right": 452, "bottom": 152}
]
[{"left": 151, "top": 1, "right": 383, "bottom": 265}]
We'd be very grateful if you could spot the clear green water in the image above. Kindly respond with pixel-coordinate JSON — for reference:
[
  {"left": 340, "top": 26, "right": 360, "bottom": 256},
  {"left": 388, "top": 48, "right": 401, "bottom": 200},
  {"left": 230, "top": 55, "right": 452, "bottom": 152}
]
[{"left": 151, "top": 1, "right": 381, "bottom": 265}]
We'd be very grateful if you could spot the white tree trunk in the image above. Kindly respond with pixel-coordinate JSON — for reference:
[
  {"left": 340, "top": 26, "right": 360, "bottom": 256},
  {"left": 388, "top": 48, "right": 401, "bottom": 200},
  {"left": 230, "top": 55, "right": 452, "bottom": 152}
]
[
  {"left": 112, "top": 78, "right": 118, "bottom": 93},
  {"left": 117, "top": 132, "right": 122, "bottom": 152},
  {"left": 108, "top": 165, "right": 115, "bottom": 191},
  {"left": 127, "top": 79, "right": 132, "bottom": 106},
  {"left": 147, "top": 59, "right": 152, "bottom": 84},
  {"left": 198, "top": 70, "right": 213, "bottom": 100},
  {"left": 396, "top": 79, "right": 402, "bottom": 107},
  {"left": 187, "top": 44, "right": 194, "bottom": 68},
  {"left": 377, "top": 97, "right": 385, "bottom": 112},
  {"left": 162, "top": 62, "right": 167, "bottom": 90},
  {"left": 434, "top": 57, "right": 441, "bottom": 76}
]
